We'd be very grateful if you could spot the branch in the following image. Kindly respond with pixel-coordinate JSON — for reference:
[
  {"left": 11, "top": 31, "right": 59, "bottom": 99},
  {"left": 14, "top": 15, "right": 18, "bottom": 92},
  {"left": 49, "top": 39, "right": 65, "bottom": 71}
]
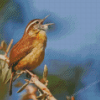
[
  {"left": 5, "top": 39, "right": 13, "bottom": 56},
  {"left": 0, "top": 39, "right": 13, "bottom": 63},
  {"left": 0, "top": 55, "right": 9, "bottom": 63},
  {"left": 0, "top": 39, "right": 57, "bottom": 99},
  {"left": 26, "top": 70, "right": 57, "bottom": 100}
]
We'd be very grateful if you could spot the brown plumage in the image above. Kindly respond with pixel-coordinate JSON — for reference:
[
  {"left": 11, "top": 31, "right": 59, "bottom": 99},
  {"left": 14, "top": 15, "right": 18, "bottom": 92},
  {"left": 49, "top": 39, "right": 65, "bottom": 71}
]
[
  {"left": 8, "top": 15, "right": 54, "bottom": 95},
  {"left": 9, "top": 34, "right": 36, "bottom": 68}
]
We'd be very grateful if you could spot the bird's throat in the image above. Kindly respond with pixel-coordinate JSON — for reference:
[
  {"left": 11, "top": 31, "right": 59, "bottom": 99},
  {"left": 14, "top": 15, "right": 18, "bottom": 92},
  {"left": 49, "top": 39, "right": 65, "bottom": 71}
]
[{"left": 36, "top": 30, "right": 47, "bottom": 41}]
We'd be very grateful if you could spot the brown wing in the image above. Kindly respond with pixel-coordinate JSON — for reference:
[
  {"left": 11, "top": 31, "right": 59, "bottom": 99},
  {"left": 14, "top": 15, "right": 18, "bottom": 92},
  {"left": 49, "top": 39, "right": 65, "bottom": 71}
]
[{"left": 9, "top": 34, "right": 36, "bottom": 67}]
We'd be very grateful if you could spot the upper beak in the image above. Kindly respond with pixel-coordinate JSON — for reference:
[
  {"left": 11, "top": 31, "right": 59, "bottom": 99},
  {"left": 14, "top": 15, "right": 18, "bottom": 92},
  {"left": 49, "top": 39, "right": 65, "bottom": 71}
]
[
  {"left": 43, "top": 15, "right": 50, "bottom": 21},
  {"left": 40, "top": 15, "right": 54, "bottom": 26}
]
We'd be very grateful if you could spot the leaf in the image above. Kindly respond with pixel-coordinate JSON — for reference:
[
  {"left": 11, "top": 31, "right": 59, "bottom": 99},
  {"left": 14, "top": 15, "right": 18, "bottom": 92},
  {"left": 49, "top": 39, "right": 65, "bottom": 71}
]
[
  {"left": 2, "top": 60, "right": 7, "bottom": 69},
  {"left": 0, "top": 60, "right": 10, "bottom": 82},
  {"left": 43, "top": 65, "right": 48, "bottom": 81},
  {"left": 3, "top": 69, "right": 11, "bottom": 84},
  {"left": 0, "top": 40, "right": 7, "bottom": 52},
  {"left": 4, "top": 78, "right": 10, "bottom": 84},
  {"left": 0, "top": 61, "right": 2, "bottom": 76}
]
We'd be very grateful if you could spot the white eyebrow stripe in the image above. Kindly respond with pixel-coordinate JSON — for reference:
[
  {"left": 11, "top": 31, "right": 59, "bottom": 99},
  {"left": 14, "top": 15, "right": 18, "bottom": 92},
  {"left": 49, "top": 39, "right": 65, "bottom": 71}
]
[{"left": 25, "top": 20, "right": 38, "bottom": 33}]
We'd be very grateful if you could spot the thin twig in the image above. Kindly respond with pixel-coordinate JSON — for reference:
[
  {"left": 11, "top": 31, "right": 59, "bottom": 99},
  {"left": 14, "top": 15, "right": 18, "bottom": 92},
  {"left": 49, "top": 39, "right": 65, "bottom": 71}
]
[
  {"left": 13, "top": 71, "right": 25, "bottom": 82},
  {"left": 17, "top": 82, "right": 29, "bottom": 93},
  {"left": 0, "top": 39, "right": 13, "bottom": 63},
  {"left": 26, "top": 69, "right": 57, "bottom": 100},
  {"left": 5, "top": 39, "right": 13, "bottom": 56}
]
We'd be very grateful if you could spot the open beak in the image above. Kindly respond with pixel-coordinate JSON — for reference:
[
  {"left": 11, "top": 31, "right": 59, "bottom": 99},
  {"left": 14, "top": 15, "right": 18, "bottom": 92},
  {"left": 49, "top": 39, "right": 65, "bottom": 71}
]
[
  {"left": 40, "top": 15, "right": 54, "bottom": 26},
  {"left": 39, "top": 15, "right": 54, "bottom": 31}
]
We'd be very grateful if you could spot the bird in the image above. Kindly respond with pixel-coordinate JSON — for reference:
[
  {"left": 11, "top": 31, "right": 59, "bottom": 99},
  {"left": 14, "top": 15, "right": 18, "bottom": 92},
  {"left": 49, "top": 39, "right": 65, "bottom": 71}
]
[{"left": 8, "top": 15, "right": 54, "bottom": 95}]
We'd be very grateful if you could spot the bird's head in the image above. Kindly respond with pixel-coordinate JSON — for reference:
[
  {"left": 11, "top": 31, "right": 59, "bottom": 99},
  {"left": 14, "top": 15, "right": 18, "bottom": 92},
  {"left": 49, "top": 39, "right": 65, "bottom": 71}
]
[{"left": 24, "top": 15, "right": 54, "bottom": 39}]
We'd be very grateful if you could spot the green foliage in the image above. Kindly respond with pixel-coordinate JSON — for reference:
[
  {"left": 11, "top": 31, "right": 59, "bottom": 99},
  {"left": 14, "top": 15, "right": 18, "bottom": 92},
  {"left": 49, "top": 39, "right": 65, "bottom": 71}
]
[
  {"left": 0, "top": 0, "right": 9, "bottom": 11},
  {"left": 0, "top": 59, "right": 11, "bottom": 100},
  {"left": 48, "top": 75, "right": 67, "bottom": 95},
  {"left": 0, "top": 60, "right": 11, "bottom": 82}
]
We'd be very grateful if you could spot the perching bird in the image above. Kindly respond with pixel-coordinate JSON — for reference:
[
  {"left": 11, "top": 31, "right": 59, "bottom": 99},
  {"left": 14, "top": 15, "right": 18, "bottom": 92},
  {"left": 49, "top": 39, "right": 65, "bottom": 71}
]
[{"left": 9, "top": 15, "right": 54, "bottom": 95}]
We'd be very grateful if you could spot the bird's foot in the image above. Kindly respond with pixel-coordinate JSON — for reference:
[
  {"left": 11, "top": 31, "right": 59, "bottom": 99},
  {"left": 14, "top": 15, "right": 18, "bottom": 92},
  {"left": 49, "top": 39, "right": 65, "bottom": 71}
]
[
  {"left": 16, "top": 70, "right": 26, "bottom": 75},
  {"left": 13, "top": 71, "right": 26, "bottom": 82}
]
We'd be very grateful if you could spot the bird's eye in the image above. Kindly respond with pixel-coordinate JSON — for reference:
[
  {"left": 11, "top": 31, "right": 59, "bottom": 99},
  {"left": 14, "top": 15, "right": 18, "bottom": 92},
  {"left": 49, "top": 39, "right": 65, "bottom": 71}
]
[{"left": 36, "top": 21, "right": 39, "bottom": 24}]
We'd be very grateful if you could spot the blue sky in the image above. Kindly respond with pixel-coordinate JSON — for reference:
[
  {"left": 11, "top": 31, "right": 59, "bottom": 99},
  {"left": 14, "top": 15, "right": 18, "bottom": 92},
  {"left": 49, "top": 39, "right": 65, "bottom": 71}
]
[
  {"left": 28, "top": 1, "right": 100, "bottom": 99},
  {"left": 33, "top": 0, "right": 100, "bottom": 53}
]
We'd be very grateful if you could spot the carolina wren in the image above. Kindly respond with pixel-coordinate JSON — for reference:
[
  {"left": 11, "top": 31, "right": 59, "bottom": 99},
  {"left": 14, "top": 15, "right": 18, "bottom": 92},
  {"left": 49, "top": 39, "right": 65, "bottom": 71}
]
[{"left": 9, "top": 15, "right": 54, "bottom": 95}]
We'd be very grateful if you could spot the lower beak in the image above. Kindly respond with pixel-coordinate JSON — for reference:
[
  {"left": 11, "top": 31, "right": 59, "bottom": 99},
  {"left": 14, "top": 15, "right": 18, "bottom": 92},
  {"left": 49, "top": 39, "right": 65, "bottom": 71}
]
[{"left": 44, "top": 23, "right": 54, "bottom": 26}]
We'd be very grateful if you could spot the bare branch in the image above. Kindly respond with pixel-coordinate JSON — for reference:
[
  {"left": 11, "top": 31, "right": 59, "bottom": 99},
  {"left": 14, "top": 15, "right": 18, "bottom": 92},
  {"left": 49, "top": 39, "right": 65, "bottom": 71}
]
[
  {"left": 26, "top": 69, "right": 57, "bottom": 100},
  {"left": 17, "top": 82, "right": 29, "bottom": 93},
  {"left": 0, "top": 55, "right": 9, "bottom": 63},
  {"left": 5, "top": 39, "right": 13, "bottom": 56},
  {"left": 0, "top": 39, "right": 13, "bottom": 64}
]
